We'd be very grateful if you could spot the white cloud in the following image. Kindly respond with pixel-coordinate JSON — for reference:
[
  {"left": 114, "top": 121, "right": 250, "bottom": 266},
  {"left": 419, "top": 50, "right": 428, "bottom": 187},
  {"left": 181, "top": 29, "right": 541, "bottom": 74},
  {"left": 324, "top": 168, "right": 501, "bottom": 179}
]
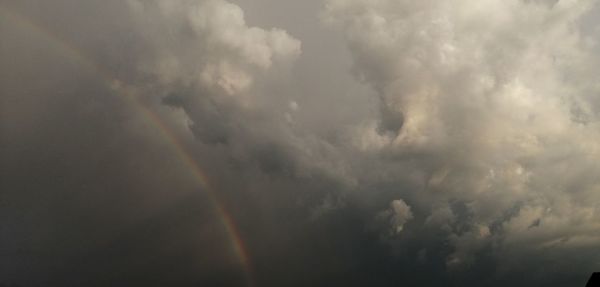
[
  {"left": 128, "top": 0, "right": 301, "bottom": 95},
  {"left": 325, "top": 0, "right": 600, "bottom": 271}
]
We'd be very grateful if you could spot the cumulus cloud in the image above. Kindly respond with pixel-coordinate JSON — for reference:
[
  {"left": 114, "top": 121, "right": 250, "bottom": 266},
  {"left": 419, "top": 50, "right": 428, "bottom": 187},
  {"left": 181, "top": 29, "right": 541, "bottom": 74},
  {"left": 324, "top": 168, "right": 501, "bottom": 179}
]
[
  {"left": 377, "top": 199, "right": 413, "bottom": 235},
  {"left": 128, "top": 0, "right": 301, "bottom": 95},
  {"left": 324, "top": 0, "right": 600, "bottom": 275}
]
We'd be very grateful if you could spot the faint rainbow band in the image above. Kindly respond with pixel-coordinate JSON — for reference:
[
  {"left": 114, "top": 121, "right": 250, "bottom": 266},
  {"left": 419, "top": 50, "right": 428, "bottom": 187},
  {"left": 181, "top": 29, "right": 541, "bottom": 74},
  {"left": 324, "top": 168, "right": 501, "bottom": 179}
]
[{"left": 0, "top": 6, "right": 254, "bottom": 287}]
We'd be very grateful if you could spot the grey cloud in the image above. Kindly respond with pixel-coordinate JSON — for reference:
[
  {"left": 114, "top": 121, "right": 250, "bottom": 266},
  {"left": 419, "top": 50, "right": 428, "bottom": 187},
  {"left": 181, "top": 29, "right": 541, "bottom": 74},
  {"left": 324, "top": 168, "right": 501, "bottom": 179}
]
[
  {"left": 2, "top": 0, "right": 600, "bottom": 286},
  {"left": 376, "top": 199, "right": 414, "bottom": 235},
  {"left": 323, "top": 0, "right": 600, "bottom": 279}
]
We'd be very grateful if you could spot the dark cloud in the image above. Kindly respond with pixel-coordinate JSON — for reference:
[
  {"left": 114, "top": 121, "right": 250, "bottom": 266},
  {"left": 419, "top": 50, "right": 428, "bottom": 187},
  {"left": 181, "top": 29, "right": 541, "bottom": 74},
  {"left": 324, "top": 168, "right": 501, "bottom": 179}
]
[{"left": 2, "top": 0, "right": 600, "bottom": 286}]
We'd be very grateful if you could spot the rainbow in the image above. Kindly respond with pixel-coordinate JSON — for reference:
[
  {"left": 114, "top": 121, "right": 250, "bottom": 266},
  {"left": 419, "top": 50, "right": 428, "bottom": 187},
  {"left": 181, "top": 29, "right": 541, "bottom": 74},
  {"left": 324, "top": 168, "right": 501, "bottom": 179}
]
[{"left": 1, "top": 6, "right": 254, "bottom": 286}]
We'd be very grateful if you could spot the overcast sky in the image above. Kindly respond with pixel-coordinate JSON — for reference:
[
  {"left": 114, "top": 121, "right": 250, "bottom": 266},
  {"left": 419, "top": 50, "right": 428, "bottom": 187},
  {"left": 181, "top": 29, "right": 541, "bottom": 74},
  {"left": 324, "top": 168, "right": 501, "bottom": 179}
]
[{"left": 2, "top": 0, "right": 600, "bottom": 286}]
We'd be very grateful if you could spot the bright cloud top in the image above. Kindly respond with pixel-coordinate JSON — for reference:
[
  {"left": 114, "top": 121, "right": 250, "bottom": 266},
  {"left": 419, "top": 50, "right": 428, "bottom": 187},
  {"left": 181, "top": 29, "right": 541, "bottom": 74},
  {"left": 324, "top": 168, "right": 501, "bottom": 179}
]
[{"left": 324, "top": 0, "right": 600, "bottom": 270}]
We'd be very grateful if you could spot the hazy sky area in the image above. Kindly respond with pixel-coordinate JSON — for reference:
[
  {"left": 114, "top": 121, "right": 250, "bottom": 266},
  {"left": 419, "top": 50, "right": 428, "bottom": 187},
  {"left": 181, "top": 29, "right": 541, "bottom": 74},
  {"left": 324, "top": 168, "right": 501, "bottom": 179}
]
[{"left": 2, "top": 0, "right": 600, "bottom": 286}]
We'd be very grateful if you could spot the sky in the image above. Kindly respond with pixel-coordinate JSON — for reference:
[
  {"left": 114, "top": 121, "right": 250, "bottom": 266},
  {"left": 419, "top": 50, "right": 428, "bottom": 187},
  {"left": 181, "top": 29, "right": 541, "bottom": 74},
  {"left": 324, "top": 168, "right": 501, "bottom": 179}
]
[{"left": 1, "top": 0, "right": 600, "bottom": 286}]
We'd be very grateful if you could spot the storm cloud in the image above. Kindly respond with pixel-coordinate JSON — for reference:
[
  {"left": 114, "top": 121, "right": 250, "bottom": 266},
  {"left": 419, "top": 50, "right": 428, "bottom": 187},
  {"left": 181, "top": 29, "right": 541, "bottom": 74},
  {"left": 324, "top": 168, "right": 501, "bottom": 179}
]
[{"left": 1, "top": 0, "right": 600, "bottom": 286}]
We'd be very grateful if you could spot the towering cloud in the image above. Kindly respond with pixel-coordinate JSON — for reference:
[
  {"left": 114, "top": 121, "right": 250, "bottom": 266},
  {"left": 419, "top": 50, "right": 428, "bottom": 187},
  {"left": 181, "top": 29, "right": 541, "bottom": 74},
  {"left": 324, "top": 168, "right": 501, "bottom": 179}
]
[
  {"left": 128, "top": 0, "right": 301, "bottom": 95},
  {"left": 323, "top": 0, "right": 600, "bottom": 275}
]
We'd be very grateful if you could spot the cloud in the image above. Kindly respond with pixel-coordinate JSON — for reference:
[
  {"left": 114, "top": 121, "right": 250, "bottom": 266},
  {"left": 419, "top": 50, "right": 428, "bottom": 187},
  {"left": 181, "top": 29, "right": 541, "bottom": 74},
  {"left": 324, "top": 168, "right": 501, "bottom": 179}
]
[
  {"left": 324, "top": 0, "right": 600, "bottom": 277},
  {"left": 377, "top": 199, "right": 413, "bottom": 235},
  {"left": 128, "top": 0, "right": 301, "bottom": 95},
  {"left": 3, "top": 0, "right": 600, "bottom": 286}
]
